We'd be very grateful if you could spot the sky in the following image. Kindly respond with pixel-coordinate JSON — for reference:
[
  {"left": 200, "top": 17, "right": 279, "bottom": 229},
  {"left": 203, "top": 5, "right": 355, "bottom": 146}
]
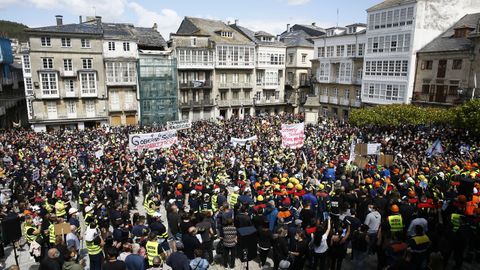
[{"left": 0, "top": 0, "right": 380, "bottom": 39}]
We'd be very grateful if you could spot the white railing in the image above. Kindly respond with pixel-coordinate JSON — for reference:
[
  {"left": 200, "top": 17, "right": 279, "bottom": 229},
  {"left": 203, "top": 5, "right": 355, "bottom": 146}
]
[
  {"left": 320, "top": 95, "right": 329, "bottom": 103},
  {"left": 329, "top": 97, "right": 338, "bottom": 104}
]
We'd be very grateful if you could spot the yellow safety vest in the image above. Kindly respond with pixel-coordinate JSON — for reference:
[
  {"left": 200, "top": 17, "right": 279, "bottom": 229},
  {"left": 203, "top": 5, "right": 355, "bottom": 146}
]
[
  {"left": 451, "top": 213, "right": 462, "bottom": 232},
  {"left": 86, "top": 240, "right": 103, "bottom": 255},
  {"left": 24, "top": 224, "right": 36, "bottom": 243},
  {"left": 49, "top": 224, "right": 56, "bottom": 244},
  {"left": 146, "top": 240, "right": 160, "bottom": 266},
  {"left": 55, "top": 201, "right": 66, "bottom": 217},
  {"left": 229, "top": 193, "right": 239, "bottom": 208},
  {"left": 146, "top": 200, "right": 156, "bottom": 216},
  {"left": 212, "top": 195, "right": 218, "bottom": 212},
  {"left": 45, "top": 202, "right": 52, "bottom": 213},
  {"left": 388, "top": 215, "right": 403, "bottom": 232},
  {"left": 85, "top": 213, "right": 94, "bottom": 227},
  {"left": 143, "top": 192, "right": 152, "bottom": 209}
]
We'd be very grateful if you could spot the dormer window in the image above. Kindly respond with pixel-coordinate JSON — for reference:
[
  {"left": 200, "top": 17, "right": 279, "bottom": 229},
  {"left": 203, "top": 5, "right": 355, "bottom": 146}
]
[
  {"left": 261, "top": 36, "right": 274, "bottom": 42},
  {"left": 327, "top": 30, "right": 334, "bottom": 37},
  {"left": 221, "top": 31, "right": 233, "bottom": 38},
  {"left": 453, "top": 26, "right": 473, "bottom": 38},
  {"left": 348, "top": 27, "right": 357, "bottom": 34}
]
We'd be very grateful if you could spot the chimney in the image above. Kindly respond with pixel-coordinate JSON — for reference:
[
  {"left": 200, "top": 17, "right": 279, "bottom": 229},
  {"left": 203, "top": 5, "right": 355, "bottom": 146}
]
[
  {"left": 235, "top": 19, "right": 239, "bottom": 25},
  {"left": 79, "top": 15, "right": 83, "bottom": 24},
  {"left": 312, "top": 22, "right": 316, "bottom": 26},
  {"left": 287, "top": 24, "right": 291, "bottom": 32},
  {"left": 153, "top": 23, "right": 158, "bottom": 31},
  {"left": 227, "top": 20, "right": 230, "bottom": 25},
  {"left": 95, "top": 16, "right": 102, "bottom": 25},
  {"left": 55, "top": 15, "right": 63, "bottom": 26}
]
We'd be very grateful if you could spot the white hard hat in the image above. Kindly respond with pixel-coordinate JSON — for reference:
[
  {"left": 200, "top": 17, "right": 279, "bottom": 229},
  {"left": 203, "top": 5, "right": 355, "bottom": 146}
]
[
  {"left": 85, "top": 206, "right": 93, "bottom": 213},
  {"left": 190, "top": 190, "right": 197, "bottom": 195},
  {"left": 68, "top": 208, "right": 78, "bottom": 215},
  {"left": 233, "top": 186, "right": 240, "bottom": 192},
  {"left": 153, "top": 212, "right": 162, "bottom": 218}
]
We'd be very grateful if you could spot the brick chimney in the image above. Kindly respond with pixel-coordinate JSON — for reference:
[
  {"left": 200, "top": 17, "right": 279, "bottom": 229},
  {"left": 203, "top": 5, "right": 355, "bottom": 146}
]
[{"left": 55, "top": 15, "right": 63, "bottom": 26}]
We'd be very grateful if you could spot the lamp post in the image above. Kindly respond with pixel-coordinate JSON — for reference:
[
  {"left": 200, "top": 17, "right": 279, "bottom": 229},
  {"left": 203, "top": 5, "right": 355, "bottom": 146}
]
[{"left": 252, "top": 97, "right": 256, "bottom": 116}]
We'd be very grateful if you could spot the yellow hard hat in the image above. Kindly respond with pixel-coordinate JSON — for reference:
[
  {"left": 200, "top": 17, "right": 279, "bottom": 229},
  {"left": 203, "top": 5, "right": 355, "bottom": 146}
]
[
  {"left": 257, "top": 195, "right": 264, "bottom": 202},
  {"left": 264, "top": 181, "right": 271, "bottom": 187},
  {"left": 319, "top": 184, "right": 325, "bottom": 190},
  {"left": 281, "top": 177, "right": 288, "bottom": 183},
  {"left": 287, "top": 183, "right": 294, "bottom": 189},
  {"left": 274, "top": 184, "right": 281, "bottom": 190},
  {"left": 289, "top": 177, "right": 296, "bottom": 183},
  {"left": 295, "top": 184, "right": 303, "bottom": 190}
]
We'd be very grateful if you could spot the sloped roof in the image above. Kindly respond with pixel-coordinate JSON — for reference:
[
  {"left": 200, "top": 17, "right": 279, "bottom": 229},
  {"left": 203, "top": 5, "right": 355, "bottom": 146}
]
[
  {"left": 367, "top": 0, "right": 416, "bottom": 12},
  {"left": 230, "top": 24, "right": 284, "bottom": 46},
  {"left": 290, "top": 24, "right": 325, "bottom": 36},
  {"left": 132, "top": 27, "right": 167, "bottom": 48},
  {"left": 279, "top": 30, "right": 314, "bottom": 48},
  {"left": 26, "top": 23, "right": 103, "bottom": 35},
  {"left": 102, "top": 23, "right": 135, "bottom": 39},
  {"left": 176, "top": 17, "right": 254, "bottom": 45},
  {"left": 419, "top": 13, "right": 480, "bottom": 53}
]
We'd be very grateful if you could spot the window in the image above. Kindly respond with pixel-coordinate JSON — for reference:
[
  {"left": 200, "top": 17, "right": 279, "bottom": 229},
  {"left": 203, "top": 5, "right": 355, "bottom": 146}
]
[
  {"left": 40, "top": 73, "right": 58, "bottom": 95},
  {"left": 22, "top": 55, "right": 31, "bottom": 73},
  {"left": 65, "top": 80, "right": 74, "bottom": 93},
  {"left": 61, "top": 37, "right": 71, "bottom": 47},
  {"left": 422, "top": 84, "right": 430, "bottom": 94},
  {"left": 449, "top": 80, "right": 460, "bottom": 95},
  {"left": 42, "top": 58, "right": 53, "bottom": 69},
  {"left": 110, "top": 91, "right": 120, "bottom": 110},
  {"left": 81, "top": 39, "right": 91, "bottom": 48},
  {"left": 358, "top": 44, "right": 364, "bottom": 56},
  {"left": 82, "top": 59, "right": 92, "bottom": 69},
  {"left": 326, "top": 46, "right": 334, "bottom": 57},
  {"left": 345, "top": 89, "right": 350, "bottom": 99},
  {"left": 289, "top": 53, "right": 294, "bottom": 64},
  {"left": 125, "top": 92, "right": 134, "bottom": 106},
  {"left": 80, "top": 72, "right": 97, "bottom": 95},
  {"left": 232, "top": 73, "right": 239, "bottom": 83},
  {"left": 67, "top": 101, "right": 76, "bottom": 114},
  {"left": 63, "top": 59, "right": 72, "bottom": 71},
  {"left": 317, "top": 47, "right": 325, "bottom": 58},
  {"left": 123, "top": 42, "right": 130, "bottom": 51},
  {"left": 332, "top": 88, "right": 338, "bottom": 97},
  {"left": 220, "top": 73, "right": 227, "bottom": 83},
  {"left": 41, "top": 37, "right": 51, "bottom": 47},
  {"left": 301, "top": 54, "right": 307, "bottom": 63},
  {"left": 85, "top": 100, "right": 96, "bottom": 115},
  {"left": 191, "top": 38, "right": 197, "bottom": 46},
  {"left": 421, "top": 60, "right": 433, "bottom": 70},
  {"left": 105, "top": 62, "right": 136, "bottom": 83},
  {"left": 336, "top": 45, "right": 345, "bottom": 57},
  {"left": 452, "top": 59, "right": 463, "bottom": 70},
  {"left": 108, "top": 42, "right": 116, "bottom": 51},
  {"left": 221, "top": 31, "right": 233, "bottom": 38},
  {"left": 232, "top": 90, "right": 239, "bottom": 99},
  {"left": 25, "top": 78, "right": 33, "bottom": 95},
  {"left": 346, "top": 44, "right": 356, "bottom": 57},
  {"left": 318, "top": 63, "right": 330, "bottom": 81},
  {"left": 47, "top": 102, "right": 57, "bottom": 115}
]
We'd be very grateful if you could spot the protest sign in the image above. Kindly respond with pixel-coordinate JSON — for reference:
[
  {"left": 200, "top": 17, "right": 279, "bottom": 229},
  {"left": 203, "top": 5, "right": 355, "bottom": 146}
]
[
  {"left": 95, "top": 149, "right": 104, "bottom": 158},
  {"left": 167, "top": 120, "right": 191, "bottom": 130},
  {"left": 230, "top": 136, "right": 257, "bottom": 147},
  {"left": 355, "top": 143, "right": 367, "bottom": 155},
  {"left": 353, "top": 156, "right": 368, "bottom": 168},
  {"left": 281, "top": 123, "right": 305, "bottom": 149},
  {"left": 54, "top": 223, "right": 72, "bottom": 235},
  {"left": 378, "top": 154, "right": 394, "bottom": 167},
  {"left": 128, "top": 130, "right": 177, "bottom": 151},
  {"left": 367, "top": 143, "right": 381, "bottom": 155}
]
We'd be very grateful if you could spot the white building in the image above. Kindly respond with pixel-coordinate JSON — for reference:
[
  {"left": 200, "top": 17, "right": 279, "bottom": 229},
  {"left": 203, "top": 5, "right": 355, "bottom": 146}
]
[
  {"left": 362, "top": 0, "right": 480, "bottom": 105},
  {"left": 308, "top": 24, "right": 366, "bottom": 123},
  {"left": 231, "top": 24, "right": 287, "bottom": 115}
]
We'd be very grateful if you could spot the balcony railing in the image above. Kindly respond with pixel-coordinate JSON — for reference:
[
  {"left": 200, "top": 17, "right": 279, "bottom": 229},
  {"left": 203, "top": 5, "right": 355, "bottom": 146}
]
[
  {"left": 179, "top": 99, "right": 215, "bottom": 108},
  {"left": 179, "top": 80, "right": 213, "bottom": 89},
  {"left": 60, "top": 70, "right": 76, "bottom": 77},
  {"left": 320, "top": 95, "right": 329, "bottom": 103},
  {"left": 329, "top": 97, "right": 338, "bottom": 104},
  {"left": 339, "top": 98, "right": 350, "bottom": 106},
  {"left": 64, "top": 91, "right": 77, "bottom": 98},
  {"left": 352, "top": 100, "right": 361, "bottom": 107},
  {"left": 217, "top": 99, "right": 253, "bottom": 107},
  {"left": 110, "top": 103, "right": 137, "bottom": 111},
  {"left": 256, "top": 98, "right": 281, "bottom": 104},
  {"left": 1, "top": 78, "right": 13, "bottom": 85},
  {"left": 218, "top": 82, "right": 254, "bottom": 88},
  {"left": 33, "top": 111, "right": 107, "bottom": 121},
  {"left": 177, "top": 61, "right": 215, "bottom": 69}
]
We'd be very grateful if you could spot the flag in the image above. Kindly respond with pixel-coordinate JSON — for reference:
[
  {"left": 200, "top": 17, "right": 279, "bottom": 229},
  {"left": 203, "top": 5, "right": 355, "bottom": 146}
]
[{"left": 426, "top": 139, "right": 443, "bottom": 158}]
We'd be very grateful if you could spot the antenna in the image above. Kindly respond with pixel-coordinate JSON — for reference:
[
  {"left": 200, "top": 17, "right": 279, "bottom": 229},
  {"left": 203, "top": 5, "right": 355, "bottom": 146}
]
[
  {"left": 93, "top": 6, "right": 96, "bottom": 16},
  {"left": 336, "top": 8, "right": 339, "bottom": 28}
]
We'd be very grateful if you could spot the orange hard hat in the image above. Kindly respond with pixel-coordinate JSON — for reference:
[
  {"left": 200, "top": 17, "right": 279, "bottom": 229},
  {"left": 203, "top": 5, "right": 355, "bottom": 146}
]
[
  {"left": 177, "top": 183, "right": 183, "bottom": 189},
  {"left": 374, "top": 181, "right": 382, "bottom": 188},
  {"left": 423, "top": 167, "right": 430, "bottom": 173},
  {"left": 458, "top": 195, "right": 467, "bottom": 203},
  {"left": 365, "top": 178, "right": 373, "bottom": 184},
  {"left": 272, "top": 177, "right": 279, "bottom": 183},
  {"left": 408, "top": 190, "right": 416, "bottom": 198},
  {"left": 390, "top": 204, "right": 399, "bottom": 213}
]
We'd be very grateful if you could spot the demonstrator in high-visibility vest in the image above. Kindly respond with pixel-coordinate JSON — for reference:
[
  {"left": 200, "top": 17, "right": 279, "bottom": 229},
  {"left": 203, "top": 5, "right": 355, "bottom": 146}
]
[
  {"left": 85, "top": 223, "right": 105, "bottom": 270},
  {"left": 146, "top": 232, "right": 165, "bottom": 267},
  {"left": 388, "top": 204, "right": 404, "bottom": 236}
]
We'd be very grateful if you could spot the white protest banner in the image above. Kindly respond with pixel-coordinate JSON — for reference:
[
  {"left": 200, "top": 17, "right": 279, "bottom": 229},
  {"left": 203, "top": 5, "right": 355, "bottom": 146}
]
[
  {"left": 348, "top": 141, "right": 356, "bottom": 163},
  {"left": 281, "top": 123, "right": 305, "bottom": 149},
  {"left": 367, "top": 143, "right": 381, "bottom": 155},
  {"left": 32, "top": 169, "right": 40, "bottom": 181},
  {"left": 95, "top": 149, "right": 104, "bottom": 158},
  {"left": 230, "top": 136, "right": 257, "bottom": 147},
  {"left": 167, "top": 120, "right": 191, "bottom": 130},
  {"left": 129, "top": 130, "right": 177, "bottom": 151}
]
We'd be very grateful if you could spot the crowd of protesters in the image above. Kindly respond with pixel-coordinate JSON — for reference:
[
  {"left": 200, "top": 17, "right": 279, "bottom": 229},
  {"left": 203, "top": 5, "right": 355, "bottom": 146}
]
[{"left": 0, "top": 113, "right": 479, "bottom": 270}]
